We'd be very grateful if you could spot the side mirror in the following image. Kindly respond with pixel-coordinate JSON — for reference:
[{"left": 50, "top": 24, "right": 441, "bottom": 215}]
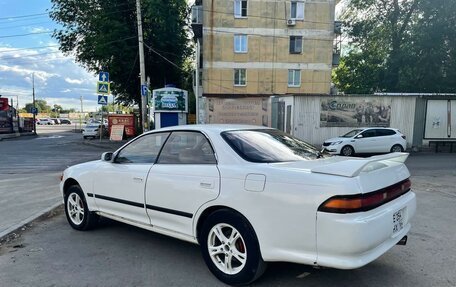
[
  {"left": 355, "top": 134, "right": 363, "bottom": 139},
  {"left": 101, "top": 152, "right": 113, "bottom": 161}
]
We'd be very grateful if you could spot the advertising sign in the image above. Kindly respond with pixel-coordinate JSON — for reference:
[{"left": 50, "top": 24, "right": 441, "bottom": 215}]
[
  {"left": 153, "top": 88, "right": 188, "bottom": 113},
  {"left": 320, "top": 97, "right": 391, "bottom": 127},
  {"left": 205, "top": 97, "right": 271, "bottom": 127},
  {"left": 110, "top": 125, "right": 124, "bottom": 141},
  {"left": 0, "top": 98, "right": 9, "bottom": 111}
]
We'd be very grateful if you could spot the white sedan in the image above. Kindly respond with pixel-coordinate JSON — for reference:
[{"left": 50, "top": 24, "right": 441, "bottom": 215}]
[{"left": 60, "top": 125, "right": 416, "bottom": 285}]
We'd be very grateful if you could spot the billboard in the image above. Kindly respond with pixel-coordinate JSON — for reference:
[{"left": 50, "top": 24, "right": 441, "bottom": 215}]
[
  {"left": 153, "top": 87, "right": 188, "bottom": 113},
  {"left": 205, "top": 97, "right": 271, "bottom": 127},
  {"left": 320, "top": 98, "right": 391, "bottom": 127}
]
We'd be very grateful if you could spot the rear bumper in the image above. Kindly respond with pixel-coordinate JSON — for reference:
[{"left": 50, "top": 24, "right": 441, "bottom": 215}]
[{"left": 316, "top": 191, "right": 416, "bottom": 269}]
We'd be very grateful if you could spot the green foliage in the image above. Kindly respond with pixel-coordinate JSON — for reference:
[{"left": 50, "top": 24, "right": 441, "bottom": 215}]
[
  {"left": 25, "top": 100, "right": 51, "bottom": 113},
  {"left": 50, "top": 0, "right": 192, "bottom": 106},
  {"left": 334, "top": 0, "right": 456, "bottom": 93}
]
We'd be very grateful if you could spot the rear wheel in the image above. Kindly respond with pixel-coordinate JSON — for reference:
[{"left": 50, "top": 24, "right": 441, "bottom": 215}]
[
  {"left": 390, "top": 144, "right": 404, "bottom": 152},
  {"left": 200, "top": 210, "right": 266, "bottom": 285},
  {"left": 64, "top": 185, "right": 98, "bottom": 230},
  {"left": 341, "top": 145, "right": 354, "bottom": 156}
]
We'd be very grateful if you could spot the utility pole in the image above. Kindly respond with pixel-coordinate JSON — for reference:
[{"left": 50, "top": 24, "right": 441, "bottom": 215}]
[
  {"left": 32, "top": 73, "right": 36, "bottom": 135},
  {"left": 136, "top": 0, "right": 148, "bottom": 132},
  {"left": 195, "top": 38, "right": 200, "bottom": 124}
]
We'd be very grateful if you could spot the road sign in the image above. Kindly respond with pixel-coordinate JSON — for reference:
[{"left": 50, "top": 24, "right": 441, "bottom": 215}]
[
  {"left": 141, "top": 84, "right": 148, "bottom": 97},
  {"left": 31, "top": 107, "right": 38, "bottom": 115},
  {"left": 97, "top": 82, "right": 110, "bottom": 94},
  {"left": 99, "top": 72, "right": 109, "bottom": 82},
  {"left": 98, "top": 95, "right": 108, "bottom": 105}
]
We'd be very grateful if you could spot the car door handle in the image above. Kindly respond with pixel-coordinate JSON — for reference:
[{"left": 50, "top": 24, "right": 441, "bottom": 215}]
[
  {"left": 133, "top": 177, "right": 143, "bottom": 182},
  {"left": 200, "top": 180, "right": 214, "bottom": 189}
]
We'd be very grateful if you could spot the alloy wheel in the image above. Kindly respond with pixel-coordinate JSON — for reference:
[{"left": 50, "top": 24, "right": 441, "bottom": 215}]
[
  {"left": 207, "top": 223, "right": 247, "bottom": 275},
  {"left": 67, "top": 193, "right": 85, "bottom": 225}
]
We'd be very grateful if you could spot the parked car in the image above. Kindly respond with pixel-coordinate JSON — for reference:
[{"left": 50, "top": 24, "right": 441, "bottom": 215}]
[
  {"left": 322, "top": 127, "right": 407, "bottom": 156},
  {"left": 61, "top": 125, "right": 416, "bottom": 285},
  {"left": 50, "top": 118, "right": 61, "bottom": 125},
  {"left": 59, "top": 118, "right": 72, "bottom": 125},
  {"left": 82, "top": 124, "right": 107, "bottom": 139},
  {"left": 37, "top": 118, "right": 55, "bottom": 125}
]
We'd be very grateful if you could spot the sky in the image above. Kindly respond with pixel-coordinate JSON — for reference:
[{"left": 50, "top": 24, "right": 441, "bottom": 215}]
[{"left": 0, "top": 0, "right": 105, "bottom": 112}]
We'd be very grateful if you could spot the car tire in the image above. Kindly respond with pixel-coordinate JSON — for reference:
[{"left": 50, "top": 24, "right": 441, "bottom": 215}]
[
  {"left": 200, "top": 209, "right": 267, "bottom": 285},
  {"left": 83, "top": 136, "right": 87, "bottom": 139},
  {"left": 390, "top": 144, "right": 404, "bottom": 153},
  {"left": 64, "top": 185, "right": 98, "bottom": 231},
  {"left": 341, "top": 145, "right": 354, "bottom": 156}
]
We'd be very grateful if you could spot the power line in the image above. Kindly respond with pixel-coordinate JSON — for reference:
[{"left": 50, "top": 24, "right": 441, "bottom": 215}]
[
  {"left": 0, "top": 31, "right": 52, "bottom": 39},
  {"left": 0, "top": 51, "right": 61, "bottom": 61},
  {"left": 0, "top": 21, "right": 53, "bottom": 30},
  {"left": 142, "top": 41, "right": 184, "bottom": 71},
  {"left": 0, "top": 45, "right": 59, "bottom": 53},
  {"left": 0, "top": 12, "right": 48, "bottom": 20},
  {"left": 198, "top": 7, "right": 334, "bottom": 25},
  {"left": 0, "top": 15, "right": 49, "bottom": 24}
]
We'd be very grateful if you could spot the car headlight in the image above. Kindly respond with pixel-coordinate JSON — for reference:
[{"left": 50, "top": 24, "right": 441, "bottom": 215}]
[{"left": 330, "top": 141, "right": 343, "bottom": 145}]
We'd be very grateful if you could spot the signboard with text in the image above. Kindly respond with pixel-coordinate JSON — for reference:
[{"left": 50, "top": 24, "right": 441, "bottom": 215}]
[
  {"left": 110, "top": 125, "right": 124, "bottom": 141},
  {"left": 320, "top": 97, "right": 392, "bottom": 127},
  {"left": 153, "top": 87, "right": 188, "bottom": 113}
]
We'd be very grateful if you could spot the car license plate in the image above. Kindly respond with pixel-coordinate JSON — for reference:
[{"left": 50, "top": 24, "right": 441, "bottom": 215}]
[{"left": 393, "top": 207, "right": 405, "bottom": 235}]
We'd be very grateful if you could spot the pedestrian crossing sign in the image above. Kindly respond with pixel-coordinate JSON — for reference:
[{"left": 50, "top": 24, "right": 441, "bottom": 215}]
[
  {"left": 97, "top": 82, "right": 110, "bottom": 94},
  {"left": 98, "top": 95, "right": 108, "bottom": 105}
]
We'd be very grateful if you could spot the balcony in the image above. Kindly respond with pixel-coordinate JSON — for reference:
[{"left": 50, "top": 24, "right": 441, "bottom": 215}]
[{"left": 191, "top": 5, "right": 203, "bottom": 39}]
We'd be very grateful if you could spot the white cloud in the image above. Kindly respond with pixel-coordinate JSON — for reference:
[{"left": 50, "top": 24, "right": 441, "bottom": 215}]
[{"left": 65, "top": 78, "right": 84, "bottom": 85}]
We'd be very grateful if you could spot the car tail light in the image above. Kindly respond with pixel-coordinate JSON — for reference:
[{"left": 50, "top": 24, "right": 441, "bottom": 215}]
[{"left": 318, "top": 179, "right": 411, "bottom": 213}]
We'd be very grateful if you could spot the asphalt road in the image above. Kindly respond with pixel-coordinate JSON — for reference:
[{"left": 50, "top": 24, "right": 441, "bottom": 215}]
[
  {"left": 0, "top": 125, "right": 120, "bottom": 237},
  {"left": 0, "top": 129, "right": 455, "bottom": 287}
]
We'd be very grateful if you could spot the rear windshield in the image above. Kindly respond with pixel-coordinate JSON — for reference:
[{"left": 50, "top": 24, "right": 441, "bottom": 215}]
[{"left": 221, "top": 129, "right": 326, "bottom": 163}]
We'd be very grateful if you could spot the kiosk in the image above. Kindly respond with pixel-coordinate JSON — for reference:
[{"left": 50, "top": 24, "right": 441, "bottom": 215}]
[{"left": 152, "top": 86, "right": 188, "bottom": 129}]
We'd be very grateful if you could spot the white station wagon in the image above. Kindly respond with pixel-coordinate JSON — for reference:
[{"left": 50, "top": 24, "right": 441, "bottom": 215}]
[{"left": 61, "top": 125, "right": 416, "bottom": 285}]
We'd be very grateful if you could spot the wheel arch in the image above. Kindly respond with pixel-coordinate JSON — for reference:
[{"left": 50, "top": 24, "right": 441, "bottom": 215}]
[
  {"left": 63, "top": 178, "right": 80, "bottom": 196},
  {"left": 195, "top": 205, "right": 259, "bottom": 246}
]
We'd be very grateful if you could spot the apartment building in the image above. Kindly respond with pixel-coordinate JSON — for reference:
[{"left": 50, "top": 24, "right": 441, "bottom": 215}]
[{"left": 192, "top": 0, "right": 337, "bottom": 129}]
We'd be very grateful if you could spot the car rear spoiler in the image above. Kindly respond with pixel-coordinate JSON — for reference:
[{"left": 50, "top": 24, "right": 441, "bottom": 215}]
[{"left": 311, "top": 153, "right": 409, "bottom": 178}]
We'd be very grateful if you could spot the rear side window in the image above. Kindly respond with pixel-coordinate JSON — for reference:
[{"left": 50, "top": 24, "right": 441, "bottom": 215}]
[
  {"left": 360, "top": 130, "right": 376, "bottom": 138},
  {"left": 376, "top": 129, "right": 396, "bottom": 136},
  {"left": 157, "top": 131, "right": 216, "bottom": 164}
]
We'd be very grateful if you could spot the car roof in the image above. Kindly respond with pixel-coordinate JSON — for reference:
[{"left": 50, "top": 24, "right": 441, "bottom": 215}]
[{"left": 147, "top": 124, "right": 273, "bottom": 134}]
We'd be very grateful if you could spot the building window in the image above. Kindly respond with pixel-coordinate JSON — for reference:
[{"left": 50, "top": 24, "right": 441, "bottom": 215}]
[
  {"left": 288, "top": 70, "right": 301, "bottom": 87},
  {"left": 234, "top": 35, "right": 248, "bottom": 53},
  {"left": 234, "top": 69, "right": 246, "bottom": 86},
  {"left": 290, "top": 1, "right": 304, "bottom": 20},
  {"left": 289, "top": 36, "right": 302, "bottom": 54},
  {"left": 234, "top": 0, "right": 248, "bottom": 18}
]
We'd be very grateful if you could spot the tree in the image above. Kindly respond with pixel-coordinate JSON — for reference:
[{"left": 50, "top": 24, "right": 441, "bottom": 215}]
[
  {"left": 25, "top": 100, "right": 51, "bottom": 113},
  {"left": 50, "top": 0, "right": 192, "bottom": 107},
  {"left": 405, "top": 0, "right": 456, "bottom": 92},
  {"left": 333, "top": 0, "right": 456, "bottom": 93}
]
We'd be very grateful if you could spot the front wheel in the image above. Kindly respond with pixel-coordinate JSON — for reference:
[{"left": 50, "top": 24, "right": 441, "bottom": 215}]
[
  {"left": 390, "top": 144, "right": 404, "bottom": 152},
  {"left": 64, "top": 185, "right": 98, "bottom": 230},
  {"left": 200, "top": 210, "right": 266, "bottom": 285},
  {"left": 341, "top": 145, "right": 354, "bottom": 156}
]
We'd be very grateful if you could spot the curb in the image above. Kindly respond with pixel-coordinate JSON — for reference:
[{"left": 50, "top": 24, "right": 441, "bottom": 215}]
[{"left": 0, "top": 201, "right": 62, "bottom": 240}]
